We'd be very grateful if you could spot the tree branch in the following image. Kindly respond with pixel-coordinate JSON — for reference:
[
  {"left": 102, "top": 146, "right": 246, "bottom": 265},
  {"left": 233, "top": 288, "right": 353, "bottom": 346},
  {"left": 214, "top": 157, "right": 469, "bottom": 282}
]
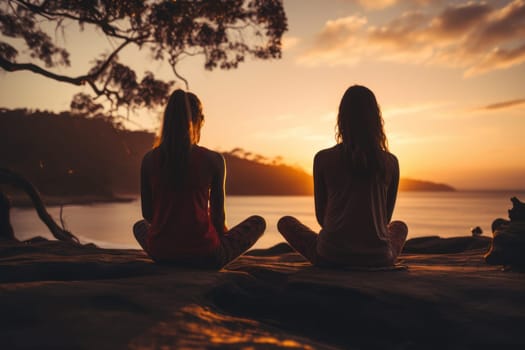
[
  {"left": 0, "top": 36, "right": 136, "bottom": 92},
  {"left": 0, "top": 168, "right": 80, "bottom": 244},
  {"left": 0, "top": 56, "right": 85, "bottom": 85},
  {"left": 2, "top": 0, "right": 288, "bottom": 111},
  {"left": 87, "top": 37, "right": 141, "bottom": 80},
  {"left": 13, "top": 0, "right": 131, "bottom": 39},
  {"left": 169, "top": 57, "right": 189, "bottom": 90}
]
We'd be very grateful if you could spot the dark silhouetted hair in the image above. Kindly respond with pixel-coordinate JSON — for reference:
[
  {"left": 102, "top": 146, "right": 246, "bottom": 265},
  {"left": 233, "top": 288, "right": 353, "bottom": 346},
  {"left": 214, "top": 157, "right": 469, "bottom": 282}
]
[
  {"left": 158, "top": 89, "right": 203, "bottom": 186},
  {"left": 336, "top": 85, "right": 389, "bottom": 181}
]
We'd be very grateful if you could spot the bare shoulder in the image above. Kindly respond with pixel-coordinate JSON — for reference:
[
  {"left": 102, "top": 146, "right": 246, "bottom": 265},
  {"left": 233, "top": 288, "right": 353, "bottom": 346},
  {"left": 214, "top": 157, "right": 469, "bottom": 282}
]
[
  {"left": 142, "top": 148, "right": 157, "bottom": 166},
  {"left": 197, "top": 146, "right": 225, "bottom": 170},
  {"left": 384, "top": 151, "right": 399, "bottom": 166},
  {"left": 314, "top": 145, "right": 341, "bottom": 165},
  {"left": 383, "top": 151, "right": 399, "bottom": 174}
]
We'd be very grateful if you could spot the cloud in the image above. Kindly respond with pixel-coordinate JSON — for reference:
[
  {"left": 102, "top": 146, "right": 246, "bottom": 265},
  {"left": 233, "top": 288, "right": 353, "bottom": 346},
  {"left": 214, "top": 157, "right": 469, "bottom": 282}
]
[
  {"left": 356, "top": 0, "right": 398, "bottom": 10},
  {"left": 299, "top": 15, "right": 369, "bottom": 66},
  {"left": 465, "top": 43, "right": 525, "bottom": 76},
  {"left": 428, "top": 2, "right": 492, "bottom": 38},
  {"left": 282, "top": 36, "right": 301, "bottom": 51},
  {"left": 353, "top": 0, "right": 438, "bottom": 11},
  {"left": 313, "top": 16, "right": 368, "bottom": 51},
  {"left": 301, "top": 0, "right": 525, "bottom": 76},
  {"left": 479, "top": 98, "right": 525, "bottom": 110}
]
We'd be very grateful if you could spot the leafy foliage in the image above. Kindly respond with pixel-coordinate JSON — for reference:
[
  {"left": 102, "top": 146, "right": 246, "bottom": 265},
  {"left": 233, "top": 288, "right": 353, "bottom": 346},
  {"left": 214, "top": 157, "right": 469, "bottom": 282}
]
[{"left": 0, "top": 0, "right": 287, "bottom": 111}]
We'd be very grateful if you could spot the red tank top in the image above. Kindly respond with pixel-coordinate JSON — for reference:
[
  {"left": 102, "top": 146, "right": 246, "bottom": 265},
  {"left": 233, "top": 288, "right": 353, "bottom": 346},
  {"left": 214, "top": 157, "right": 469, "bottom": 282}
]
[{"left": 145, "top": 146, "right": 220, "bottom": 260}]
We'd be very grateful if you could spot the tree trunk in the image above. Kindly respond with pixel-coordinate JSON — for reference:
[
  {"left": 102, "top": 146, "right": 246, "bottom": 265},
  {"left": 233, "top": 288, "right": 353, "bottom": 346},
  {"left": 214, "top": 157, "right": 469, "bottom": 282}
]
[
  {"left": 0, "top": 168, "right": 80, "bottom": 244},
  {"left": 0, "top": 192, "right": 15, "bottom": 240}
]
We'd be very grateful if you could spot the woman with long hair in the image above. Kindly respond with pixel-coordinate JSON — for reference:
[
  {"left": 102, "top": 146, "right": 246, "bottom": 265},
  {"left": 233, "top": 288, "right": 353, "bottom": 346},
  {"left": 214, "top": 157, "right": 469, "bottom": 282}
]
[
  {"left": 278, "top": 85, "right": 407, "bottom": 267},
  {"left": 133, "top": 89, "right": 265, "bottom": 268}
]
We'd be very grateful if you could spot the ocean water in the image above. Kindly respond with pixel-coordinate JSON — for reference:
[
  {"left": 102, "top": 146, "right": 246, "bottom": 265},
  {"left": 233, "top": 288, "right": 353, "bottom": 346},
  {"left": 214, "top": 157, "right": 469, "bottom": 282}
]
[{"left": 9, "top": 191, "right": 525, "bottom": 250}]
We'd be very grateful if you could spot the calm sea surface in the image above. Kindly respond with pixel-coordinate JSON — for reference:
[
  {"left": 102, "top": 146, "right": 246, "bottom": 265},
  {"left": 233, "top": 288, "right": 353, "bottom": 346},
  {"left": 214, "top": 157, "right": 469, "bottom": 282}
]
[{"left": 10, "top": 191, "right": 525, "bottom": 249}]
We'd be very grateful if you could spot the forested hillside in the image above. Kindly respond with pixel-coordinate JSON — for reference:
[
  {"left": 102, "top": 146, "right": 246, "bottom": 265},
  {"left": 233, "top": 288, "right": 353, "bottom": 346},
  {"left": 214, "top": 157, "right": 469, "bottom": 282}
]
[
  {"left": 0, "top": 109, "right": 152, "bottom": 196},
  {"left": 0, "top": 109, "right": 313, "bottom": 196},
  {"left": 399, "top": 178, "right": 455, "bottom": 192},
  {"left": 223, "top": 152, "right": 312, "bottom": 195}
]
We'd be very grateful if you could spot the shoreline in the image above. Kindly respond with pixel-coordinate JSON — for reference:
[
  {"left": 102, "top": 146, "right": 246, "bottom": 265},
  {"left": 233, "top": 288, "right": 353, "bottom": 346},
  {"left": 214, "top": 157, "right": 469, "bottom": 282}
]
[
  {"left": 8, "top": 194, "right": 137, "bottom": 208},
  {"left": 8, "top": 190, "right": 522, "bottom": 208}
]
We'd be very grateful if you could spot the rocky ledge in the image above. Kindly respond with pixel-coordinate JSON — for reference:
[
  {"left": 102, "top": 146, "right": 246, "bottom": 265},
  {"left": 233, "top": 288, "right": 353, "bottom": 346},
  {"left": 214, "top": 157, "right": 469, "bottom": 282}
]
[{"left": 0, "top": 236, "right": 523, "bottom": 349}]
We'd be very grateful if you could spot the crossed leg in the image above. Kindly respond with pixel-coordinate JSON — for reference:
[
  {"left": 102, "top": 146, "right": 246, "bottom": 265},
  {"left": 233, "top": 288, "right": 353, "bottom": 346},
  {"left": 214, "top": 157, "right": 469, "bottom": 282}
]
[
  {"left": 278, "top": 216, "right": 409, "bottom": 265},
  {"left": 133, "top": 219, "right": 150, "bottom": 252},
  {"left": 387, "top": 220, "right": 408, "bottom": 258},
  {"left": 215, "top": 215, "right": 266, "bottom": 267},
  {"left": 133, "top": 216, "right": 266, "bottom": 268},
  {"left": 277, "top": 216, "right": 318, "bottom": 265}
]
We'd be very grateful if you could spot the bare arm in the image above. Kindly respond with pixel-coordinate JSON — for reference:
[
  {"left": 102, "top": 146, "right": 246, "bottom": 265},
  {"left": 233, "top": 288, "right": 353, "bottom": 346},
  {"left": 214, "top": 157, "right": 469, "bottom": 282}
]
[
  {"left": 210, "top": 152, "right": 227, "bottom": 235},
  {"left": 386, "top": 155, "right": 400, "bottom": 223},
  {"left": 314, "top": 152, "right": 327, "bottom": 227},
  {"left": 140, "top": 152, "right": 153, "bottom": 223}
]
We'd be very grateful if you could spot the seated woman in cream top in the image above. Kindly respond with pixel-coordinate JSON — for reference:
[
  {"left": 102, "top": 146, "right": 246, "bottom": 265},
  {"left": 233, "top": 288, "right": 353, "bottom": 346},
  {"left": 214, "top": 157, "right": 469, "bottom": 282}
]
[{"left": 278, "top": 85, "right": 408, "bottom": 267}]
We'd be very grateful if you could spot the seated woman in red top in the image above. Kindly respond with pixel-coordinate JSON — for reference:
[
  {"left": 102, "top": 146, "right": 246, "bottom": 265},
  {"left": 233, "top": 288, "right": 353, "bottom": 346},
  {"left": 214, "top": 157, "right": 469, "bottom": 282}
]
[
  {"left": 278, "top": 85, "right": 408, "bottom": 267},
  {"left": 133, "top": 89, "right": 266, "bottom": 268}
]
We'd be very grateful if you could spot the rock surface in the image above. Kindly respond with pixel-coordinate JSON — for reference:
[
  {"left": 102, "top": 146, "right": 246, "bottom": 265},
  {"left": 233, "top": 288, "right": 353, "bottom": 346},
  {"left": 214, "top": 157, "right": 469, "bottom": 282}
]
[
  {"left": 485, "top": 197, "right": 525, "bottom": 268},
  {"left": 1, "top": 237, "right": 524, "bottom": 349}
]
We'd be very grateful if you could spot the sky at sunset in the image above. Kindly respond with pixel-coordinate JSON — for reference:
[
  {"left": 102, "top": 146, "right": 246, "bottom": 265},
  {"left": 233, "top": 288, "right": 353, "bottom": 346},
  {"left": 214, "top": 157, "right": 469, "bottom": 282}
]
[{"left": 1, "top": 0, "right": 524, "bottom": 190}]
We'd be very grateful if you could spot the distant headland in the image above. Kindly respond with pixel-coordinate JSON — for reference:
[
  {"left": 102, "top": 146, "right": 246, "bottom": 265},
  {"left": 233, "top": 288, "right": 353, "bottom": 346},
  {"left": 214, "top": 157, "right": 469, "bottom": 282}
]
[
  {"left": 399, "top": 178, "right": 455, "bottom": 192},
  {"left": 1, "top": 109, "right": 454, "bottom": 200}
]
